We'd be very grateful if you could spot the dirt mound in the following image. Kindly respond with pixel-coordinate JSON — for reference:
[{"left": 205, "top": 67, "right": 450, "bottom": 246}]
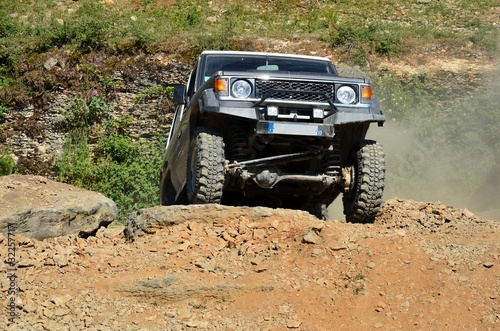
[
  {"left": 1, "top": 199, "right": 498, "bottom": 330},
  {"left": 376, "top": 197, "right": 488, "bottom": 230}
]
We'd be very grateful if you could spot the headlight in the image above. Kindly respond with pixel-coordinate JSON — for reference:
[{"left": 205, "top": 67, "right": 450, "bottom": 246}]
[
  {"left": 231, "top": 80, "right": 252, "bottom": 98},
  {"left": 336, "top": 86, "right": 356, "bottom": 104}
]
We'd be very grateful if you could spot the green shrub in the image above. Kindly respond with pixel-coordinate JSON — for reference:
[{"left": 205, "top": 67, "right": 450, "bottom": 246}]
[
  {"left": 0, "top": 150, "right": 15, "bottom": 176},
  {"left": 57, "top": 113, "right": 164, "bottom": 222},
  {"left": 92, "top": 126, "right": 164, "bottom": 221},
  {"left": 56, "top": 127, "right": 96, "bottom": 188},
  {"left": 128, "top": 19, "right": 156, "bottom": 50},
  {"left": 0, "top": 17, "right": 20, "bottom": 38},
  {"left": 304, "top": 7, "right": 336, "bottom": 33},
  {"left": 40, "top": 1, "right": 112, "bottom": 51},
  {"left": 96, "top": 134, "right": 137, "bottom": 163},
  {"left": 328, "top": 20, "right": 406, "bottom": 64},
  {"left": 64, "top": 90, "right": 110, "bottom": 128},
  {"left": 133, "top": 85, "right": 173, "bottom": 103},
  {"left": 94, "top": 139, "right": 162, "bottom": 221},
  {"left": 0, "top": 102, "right": 9, "bottom": 118},
  {"left": 168, "top": 0, "right": 205, "bottom": 30}
]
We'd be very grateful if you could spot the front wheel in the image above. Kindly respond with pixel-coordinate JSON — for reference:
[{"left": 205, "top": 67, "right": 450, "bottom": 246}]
[
  {"left": 187, "top": 127, "right": 225, "bottom": 204},
  {"left": 342, "top": 140, "right": 385, "bottom": 223}
]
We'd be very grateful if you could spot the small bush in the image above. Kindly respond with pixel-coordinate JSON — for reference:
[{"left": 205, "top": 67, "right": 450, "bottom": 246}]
[
  {"left": 57, "top": 113, "right": 164, "bottom": 221},
  {"left": 41, "top": 1, "right": 112, "bottom": 51},
  {"left": 64, "top": 90, "right": 110, "bottom": 128},
  {"left": 328, "top": 20, "right": 406, "bottom": 65},
  {"left": 0, "top": 102, "right": 9, "bottom": 118},
  {"left": 0, "top": 18, "right": 21, "bottom": 38},
  {"left": 94, "top": 141, "right": 162, "bottom": 221},
  {"left": 168, "top": 0, "right": 205, "bottom": 30},
  {"left": 133, "top": 85, "right": 173, "bottom": 103},
  {"left": 0, "top": 150, "right": 15, "bottom": 176},
  {"left": 96, "top": 134, "right": 137, "bottom": 163},
  {"left": 93, "top": 127, "right": 164, "bottom": 221},
  {"left": 56, "top": 128, "right": 96, "bottom": 188}
]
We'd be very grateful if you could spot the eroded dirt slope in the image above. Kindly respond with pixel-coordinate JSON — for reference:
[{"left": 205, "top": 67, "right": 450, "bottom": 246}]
[{"left": 1, "top": 197, "right": 498, "bottom": 330}]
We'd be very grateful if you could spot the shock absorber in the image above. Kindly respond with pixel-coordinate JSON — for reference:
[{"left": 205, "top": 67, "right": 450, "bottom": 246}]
[{"left": 324, "top": 136, "right": 341, "bottom": 177}]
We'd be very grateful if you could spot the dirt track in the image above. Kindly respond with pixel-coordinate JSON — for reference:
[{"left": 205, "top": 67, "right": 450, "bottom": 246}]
[{"left": 1, "top": 196, "right": 498, "bottom": 330}]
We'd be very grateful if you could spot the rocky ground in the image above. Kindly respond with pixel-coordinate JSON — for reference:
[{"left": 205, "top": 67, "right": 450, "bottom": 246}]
[{"left": 1, "top": 178, "right": 498, "bottom": 330}]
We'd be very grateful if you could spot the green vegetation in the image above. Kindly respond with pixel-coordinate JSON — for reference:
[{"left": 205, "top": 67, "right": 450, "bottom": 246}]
[
  {"left": 64, "top": 90, "right": 111, "bottom": 128},
  {"left": 133, "top": 85, "right": 173, "bottom": 103},
  {"left": 0, "top": 0, "right": 496, "bottom": 62},
  {"left": 0, "top": 150, "right": 15, "bottom": 176},
  {"left": 0, "top": 102, "right": 9, "bottom": 119},
  {"left": 56, "top": 89, "right": 164, "bottom": 221}
]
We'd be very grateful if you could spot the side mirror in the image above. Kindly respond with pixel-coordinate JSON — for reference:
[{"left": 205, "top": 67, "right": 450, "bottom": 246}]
[{"left": 173, "top": 85, "right": 186, "bottom": 105}]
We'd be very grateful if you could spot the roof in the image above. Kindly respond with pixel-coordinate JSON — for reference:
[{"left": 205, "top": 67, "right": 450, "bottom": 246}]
[{"left": 200, "top": 50, "right": 331, "bottom": 62}]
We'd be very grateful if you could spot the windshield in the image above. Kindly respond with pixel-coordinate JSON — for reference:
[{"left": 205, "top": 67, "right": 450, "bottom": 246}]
[{"left": 202, "top": 54, "right": 336, "bottom": 82}]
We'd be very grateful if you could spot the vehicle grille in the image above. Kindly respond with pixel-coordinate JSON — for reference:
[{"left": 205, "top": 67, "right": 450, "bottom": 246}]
[{"left": 255, "top": 79, "right": 334, "bottom": 103}]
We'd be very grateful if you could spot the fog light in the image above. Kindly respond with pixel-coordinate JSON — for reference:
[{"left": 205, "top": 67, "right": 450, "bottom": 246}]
[
  {"left": 313, "top": 108, "right": 324, "bottom": 119},
  {"left": 267, "top": 105, "right": 278, "bottom": 117}
]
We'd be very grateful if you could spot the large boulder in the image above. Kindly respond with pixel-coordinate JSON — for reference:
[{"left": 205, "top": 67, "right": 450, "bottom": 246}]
[
  {"left": 124, "top": 204, "right": 325, "bottom": 242},
  {"left": 0, "top": 175, "right": 118, "bottom": 240}
]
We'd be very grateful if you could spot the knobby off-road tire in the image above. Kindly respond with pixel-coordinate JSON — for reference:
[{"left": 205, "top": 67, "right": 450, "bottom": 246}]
[
  {"left": 187, "top": 127, "right": 225, "bottom": 204},
  {"left": 343, "top": 140, "right": 385, "bottom": 223}
]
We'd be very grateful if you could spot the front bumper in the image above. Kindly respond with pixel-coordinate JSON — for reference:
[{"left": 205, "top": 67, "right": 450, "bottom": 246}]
[{"left": 199, "top": 90, "right": 385, "bottom": 137}]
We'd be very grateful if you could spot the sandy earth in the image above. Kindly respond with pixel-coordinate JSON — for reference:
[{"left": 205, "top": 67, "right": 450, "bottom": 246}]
[{"left": 0, "top": 176, "right": 498, "bottom": 330}]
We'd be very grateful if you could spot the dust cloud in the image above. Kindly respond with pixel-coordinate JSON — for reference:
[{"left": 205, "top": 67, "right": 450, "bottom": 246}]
[{"left": 368, "top": 68, "right": 500, "bottom": 221}]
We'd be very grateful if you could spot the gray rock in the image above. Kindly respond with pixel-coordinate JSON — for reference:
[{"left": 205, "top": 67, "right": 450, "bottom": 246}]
[
  {"left": 125, "top": 204, "right": 297, "bottom": 241},
  {"left": 124, "top": 278, "right": 244, "bottom": 300},
  {"left": 43, "top": 57, "right": 59, "bottom": 71},
  {"left": 302, "top": 229, "right": 321, "bottom": 244},
  {"left": 0, "top": 175, "right": 118, "bottom": 240}
]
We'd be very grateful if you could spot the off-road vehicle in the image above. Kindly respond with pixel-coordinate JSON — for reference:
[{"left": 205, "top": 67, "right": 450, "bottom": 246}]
[{"left": 160, "top": 51, "right": 385, "bottom": 222}]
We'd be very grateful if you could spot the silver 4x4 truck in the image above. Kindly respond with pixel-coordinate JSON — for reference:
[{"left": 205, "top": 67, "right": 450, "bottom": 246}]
[{"left": 160, "top": 51, "right": 385, "bottom": 222}]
